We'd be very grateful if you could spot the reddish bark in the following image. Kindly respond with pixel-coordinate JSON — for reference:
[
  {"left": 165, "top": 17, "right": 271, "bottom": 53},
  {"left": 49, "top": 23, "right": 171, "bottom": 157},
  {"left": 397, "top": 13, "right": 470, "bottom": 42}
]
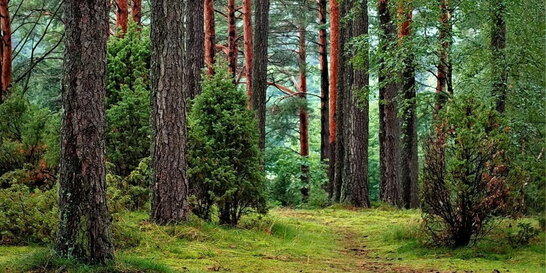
[
  {"left": 0, "top": 0, "right": 12, "bottom": 99},
  {"left": 243, "top": 0, "right": 253, "bottom": 108},
  {"left": 318, "top": 0, "right": 329, "bottom": 163},
  {"left": 115, "top": 0, "right": 129, "bottom": 35},
  {"left": 204, "top": 0, "right": 216, "bottom": 75},
  {"left": 131, "top": 0, "right": 142, "bottom": 27},
  {"left": 227, "top": 0, "right": 238, "bottom": 76},
  {"left": 328, "top": 0, "right": 340, "bottom": 191},
  {"left": 298, "top": 26, "right": 310, "bottom": 202},
  {"left": 435, "top": 0, "right": 452, "bottom": 113}
]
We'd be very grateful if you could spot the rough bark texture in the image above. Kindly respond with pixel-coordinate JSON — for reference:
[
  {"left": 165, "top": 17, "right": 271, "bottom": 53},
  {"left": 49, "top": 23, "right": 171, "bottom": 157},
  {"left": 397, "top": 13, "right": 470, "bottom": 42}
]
[
  {"left": 150, "top": 0, "right": 190, "bottom": 224},
  {"left": 297, "top": 26, "right": 310, "bottom": 202},
  {"left": 435, "top": 0, "right": 452, "bottom": 113},
  {"left": 227, "top": 0, "right": 238, "bottom": 76},
  {"left": 251, "top": 0, "right": 270, "bottom": 150},
  {"left": 115, "top": 0, "right": 128, "bottom": 35},
  {"left": 131, "top": 0, "right": 142, "bottom": 26},
  {"left": 56, "top": 0, "right": 114, "bottom": 264},
  {"left": 332, "top": 0, "right": 352, "bottom": 202},
  {"left": 398, "top": 2, "right": 419, "bottom": 209},
  {"left": 0, "top": 0, "right": 12, "bottom": 100},
  {"left": 328, "top": 0, "right": 340, "bottom": 197},
  {"left": 378, "top": 0, "right": 402, "bottom": 207},
  {"left": 204, "top": 0, "right": 216, "bottom": 75},
  {"left": 185, "top": 0, "right": 205, "bottom": 99},
  {"left": 318, "top": 0, "right": 329, "bottom": 163},
  {"left": 347, "top": 0, "right": 370, "bottom": 208},
  {"left": 243, "top": 0, "right": 253, "bottom": 108},
  {"left": 491, "top": 0, "right": 507, "bottom": 113}
]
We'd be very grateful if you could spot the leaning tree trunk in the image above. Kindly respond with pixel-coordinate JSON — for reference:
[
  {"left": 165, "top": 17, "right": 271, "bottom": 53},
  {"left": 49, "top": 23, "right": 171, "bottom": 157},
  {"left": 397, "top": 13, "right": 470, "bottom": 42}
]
[
  {"left": 227, "top": 0, "right": 238, "bottom": 76},
  {"left": 398, "top": 1, "right": 419, "bottom": 209},
  {"left": 318, "top": 0, "right": 329, "bottom": 163},
  {"left": 204, "top": 0, "right": 216, "bottom": 75},
  {"left": 328, "top": 0, "right": 340, "bottom": 198},
  {"left": 251, "top": 0, "right": 270, "bottom": 150},
  {"left": 297, "top": 25, "right": 310, "bottom": 202},
  {"left": 242, "top": 0, "right": 253, "bottom": 108},
  {"left": 185, "top": 0, "right": 205, "bottom": 99},
  {"left": 131, "top": 0, "right": 142, "bottom": 26},
  {"left": 378, "top": 0, "right": 402, "bottom": 207},
  {"left": 0, "top": 0, "right": 12, "bottom": 99},
  {"left": 435, "top": 0, "right": 452, "bottom": 114},
  {"left": 490, "top": 0, "right": 507, "bottom": 113},
  {"left": 347, "top": 0, "right": 370, "bottom": 208},
  {"left": 150, "top": 0, "right": 190, "bottom": 224},
  {"left": 56, "top": 0, "right": 114, "bottom": 264}
]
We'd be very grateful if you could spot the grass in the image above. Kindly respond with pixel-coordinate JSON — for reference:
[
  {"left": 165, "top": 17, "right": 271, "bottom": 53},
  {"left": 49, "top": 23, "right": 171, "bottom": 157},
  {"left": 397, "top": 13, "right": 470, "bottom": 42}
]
[{"left": 1, "top": 208, "right": 544, "bottom": 272}]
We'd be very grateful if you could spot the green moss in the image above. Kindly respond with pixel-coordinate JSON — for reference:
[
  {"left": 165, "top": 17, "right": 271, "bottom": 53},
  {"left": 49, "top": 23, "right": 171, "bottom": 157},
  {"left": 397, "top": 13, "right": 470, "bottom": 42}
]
[{"left": 1, "top": 208, "right": 544, "bottom": 272}]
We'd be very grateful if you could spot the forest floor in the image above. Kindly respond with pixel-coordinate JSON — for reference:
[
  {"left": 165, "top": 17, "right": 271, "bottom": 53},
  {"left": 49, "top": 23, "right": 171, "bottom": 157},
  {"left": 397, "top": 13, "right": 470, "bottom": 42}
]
[{"left": 1, "top": 207, "right": 544, "bottom": 273}]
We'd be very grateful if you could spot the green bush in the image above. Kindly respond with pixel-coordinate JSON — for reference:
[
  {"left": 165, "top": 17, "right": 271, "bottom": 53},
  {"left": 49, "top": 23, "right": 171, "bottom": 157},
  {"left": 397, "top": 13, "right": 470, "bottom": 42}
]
[
  {"left": 107, "top": 157, "right": 151, "bottom": 212},
  {"left": 507, "top": 222, "right": 539, "bottom": 247},
  {"left": 0, "top": 185, "right": 58, "bottom": 245},
  {"left": 188, "top": 67, "right": 267, "bottom": 226},
  {"left": 106, "top": 23, "right": 151, "bottom": 176}
]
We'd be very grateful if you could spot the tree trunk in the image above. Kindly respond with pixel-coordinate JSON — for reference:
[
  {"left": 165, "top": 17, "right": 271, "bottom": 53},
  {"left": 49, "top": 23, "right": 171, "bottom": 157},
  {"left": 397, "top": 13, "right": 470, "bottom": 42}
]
[
  {"left": 328, "top": 0, "right": 340, "bottom": 198},
  {"left": 318, "top": 0, "right": 329, "bottom": 164},
  {"left": 378, "top": 0, "right": 402, "bottom": 207},
  {"left": 56, "top": 0, "right": 113, "bottom": 264},
  {"left": 333, "top": 0, "right": 352, "bottom": 202},
  {"left": 115, "top": 0, "right": 129, "bottom": 35},
  {"left": 204, "top": 0, "right": 216, "bottom": 75},
  {"left": 297, "top": 26, "right": 310, "bottom": 202},
  {"left": 251, "top": 0, "right": 270, "bottom": 150},
  {"left": 227, "top": 0, "right": 238, "bottom": 76},
  {"left": 398, "top": 1, "right": 419, "bottom": 209},
  {"left": 347, "top": 0, "right": 370, "bottom": 208},
  {"left": 150, "top": 0, "right": 190, "bottom": 224},
  {"left": 243, "top": 0, "right": 253, "bottom": 108},
  {"left": 0, "top": 0, "right": 12, "bottom": 99},
  {"left": 435, "top": 0, "right": 452, "bottom": 114},
  {"left": 131, "top": 0, "right": 142, "bottom": 27},
  {"left": 185, "top": 0, "right": 205, "bottom": 99},
  {"left": 491, "top": 0, "right": 507, "bottom": 113}
]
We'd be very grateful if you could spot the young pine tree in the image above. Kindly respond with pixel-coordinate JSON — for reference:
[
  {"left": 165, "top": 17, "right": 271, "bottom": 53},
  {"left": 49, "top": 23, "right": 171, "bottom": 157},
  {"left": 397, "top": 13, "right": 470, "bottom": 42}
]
[{"left": 189, "top": 67, "right": 266, "bottom": 226}]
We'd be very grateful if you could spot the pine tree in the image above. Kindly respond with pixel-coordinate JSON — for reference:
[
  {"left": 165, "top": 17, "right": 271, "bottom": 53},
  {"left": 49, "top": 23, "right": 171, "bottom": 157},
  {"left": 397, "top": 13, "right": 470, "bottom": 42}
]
[{"left": 0, "top": 0, "right": 12, "bottom": 101}]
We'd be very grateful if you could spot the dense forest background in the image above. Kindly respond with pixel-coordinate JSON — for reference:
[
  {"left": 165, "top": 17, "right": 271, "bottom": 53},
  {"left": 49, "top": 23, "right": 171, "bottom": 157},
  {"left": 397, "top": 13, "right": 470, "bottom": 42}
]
[{"left": 0, "top": 0, "right": 544, "bottom": 272}]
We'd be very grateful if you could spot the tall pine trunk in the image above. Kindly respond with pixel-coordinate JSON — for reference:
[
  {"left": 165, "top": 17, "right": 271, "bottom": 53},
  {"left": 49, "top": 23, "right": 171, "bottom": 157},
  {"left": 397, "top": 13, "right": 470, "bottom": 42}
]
[
  {"left": 378, "top": 0, "right": 402, "bottom": 207},
  {"left": 435, "top": 0, "right": 452, "bottom": 113},
  {"left": 185, "top": 0, "right": 205, "bottom": 99},
  {"left": 491, "top": 0, "right": 507, "bottom": 113},
  {"left": 398, "top": 1, "right": 419, "bottom": 209},
  {"left": 56, "top": 0, "right": 114, "bottom": 263},
  {"left": 251, "top": 0, "right": 270, "bottom": 150},
  {"left": 297, "top": 26, "right": 310, "bottom": 202},
  {"left": 347, "top": 0, "right": 370, "bottom": 208},
  {"left": 0, "top": 0, "right": 12, "bottom": 100},
  {"left": 328, "top": 0, "right": 340, "bottom": 198},
  {"left": 318, "top": 0, "right": 329, "bottom": 163},
  {"left": 115, "top": 0, "right": 129, "bottom": 35},
  {"left": 131, "top": 0, "right": 142, "bottom": 26},
  {"left": 204, "top": 0, "right": 216, "bottom": 75},
  {"left": 150, "top": 0, "right": 190, "bottom": 224},
  {"left": 243, "top": 0, "right": 253, "bottom": 108},
  {"left": 227, "top": 0, "right": 238, "bottom": 76}
]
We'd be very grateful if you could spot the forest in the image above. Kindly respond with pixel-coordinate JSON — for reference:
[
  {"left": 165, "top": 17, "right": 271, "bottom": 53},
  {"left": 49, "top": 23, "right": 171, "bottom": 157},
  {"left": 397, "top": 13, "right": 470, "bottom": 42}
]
[{"left": 0, "top": 0, "right": 544, "bottom": 272}]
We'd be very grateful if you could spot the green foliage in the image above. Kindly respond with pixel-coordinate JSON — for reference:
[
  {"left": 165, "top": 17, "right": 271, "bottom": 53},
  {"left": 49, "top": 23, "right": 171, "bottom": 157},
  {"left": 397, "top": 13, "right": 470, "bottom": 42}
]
[
  {"left": 507, "top": 222, "right": 539, "bottom": 247},
  {"left": 0, "top": 185, "right": 58, "bottom": 245},
  {"left": 422, "top": 93, "right": 516, "bottom": 247},
  {"left": 106, "top": 24, "right": 151, "bottom": 176},
  {"left": 107, "top": 157, "right": 151, "bottom": 212},
  {"left": 0, "top": 91, "right": 60, "bottom": 187},
  {"left": 188, "top": 67, "right": 266, "bottom": 226}
]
